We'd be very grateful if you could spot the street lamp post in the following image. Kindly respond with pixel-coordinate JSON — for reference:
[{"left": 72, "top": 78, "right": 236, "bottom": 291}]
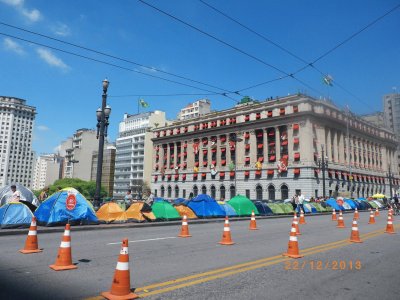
[
  {"left": 232, "top": 133, "right": 243, "bottom": 196},
  {"left": 94, "top": 79, "right": 111, "bottom": 208},
  {"left": 387, "top": 165, "right": 393, "bottom": 200},
  {"left": 317, "top": 145, "right": 329, "bottom": 198}
]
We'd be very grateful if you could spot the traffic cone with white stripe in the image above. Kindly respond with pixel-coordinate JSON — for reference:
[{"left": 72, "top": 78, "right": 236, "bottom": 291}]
[
  {"left": 385, "top": 215, "right": 395, "bottom": 234},
  {"left": 102, "top": 239, "right": 138, "bottom": 300},
  {"left": 178, "top": 215, "right": 191, "bottom": 237},
  {"left": 282, "top": 221, "right": 303, "bottom": 259},
  {"left": 368, "top": 210, "right": 376, "bottom": 224},
  {"left": 299, "top": 210, "right": 306, "bottom": 225},
  {"left": 293, "top": 213, "right": 301, "bottom": 235},
  {"left": 332, "top": 209, "right": 337, "bottom": 221},
  {"left": 219, "top": 217, "right": 234, "bottom": 245},
  {"left": 249, "top": 210, "right": 258, "bottom": 230},
  {"left": 349, "top": 218, "right": 362, "bottom": 243},
  {"left": 336, "top": 211, "right": 345, "bottom": 228},
  {"left": 375, "top": 207, "right": 380, "bottom": 217},
  {"left": 49, "top": 224, "right": 77, "bottom": 271},
  {"left": 354, "top": 208, "right": 359, "bottom": 220},
  {"left": 19, "top": 216, "right": 43, "bottom": 254}
]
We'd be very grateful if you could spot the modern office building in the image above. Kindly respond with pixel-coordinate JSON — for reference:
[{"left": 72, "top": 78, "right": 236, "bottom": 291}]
[
  {"left": 383, "top": 92, "right": 400, "bottom": 133},
  {"left": 178, "top": 99, "right": 211, "bottom": 120},
  {"left": 151, "top": 94, "right": 400, "bottom": 201},
  {"left": 113, "top": 110, "right": 166, "bottom": 199},
  {"left": 0, "top": 96, "right": 36, "bottom": 187},
  {"left": 32, "top": 154, "right": 63, "bottom": 190},
  {"left": 91, "top": 144, "right": 116, "bottom": 197}
]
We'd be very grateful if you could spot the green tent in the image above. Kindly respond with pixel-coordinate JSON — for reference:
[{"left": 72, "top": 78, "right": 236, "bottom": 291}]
[
  {"left": 266, "top": 203, "right": 285, "bottom": 214},
  {"left": 312, "top": 202, "right": 327, "bottom": 212},
  {"left": 368, "top": 201, "right": 378, "bottom": 209},
  {"left": 227, "top": 195, "right": 259, "bottom": 216},
  {"left": 151, "top": 200, "right": 180, "bottom": 220},
  {"left": 278, "top": 203, "right": 295, "bottom": 214}
]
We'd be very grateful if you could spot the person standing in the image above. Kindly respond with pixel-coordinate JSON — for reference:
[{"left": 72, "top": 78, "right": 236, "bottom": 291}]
[
  {"left": 10, "top": 185, "right": 21, "bottom": 203},
  {"left": 39, "top": 187, "right": 49, "bottom": 201},
  {"left": 124, "top": 189, "right": 133, "bottom": 208},
  {"left": 298, "top": 193, "right": 305, "bottom": 213}
]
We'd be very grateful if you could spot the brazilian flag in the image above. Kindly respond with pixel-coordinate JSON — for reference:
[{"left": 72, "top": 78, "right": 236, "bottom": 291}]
[{"left": 139, "top": 98, "right": 149, "bottom": 108}]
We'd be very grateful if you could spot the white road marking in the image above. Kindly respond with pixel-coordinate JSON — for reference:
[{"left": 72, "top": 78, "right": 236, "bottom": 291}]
[{"left": 107, "top": 236, "right": 177, "bottom": 245}]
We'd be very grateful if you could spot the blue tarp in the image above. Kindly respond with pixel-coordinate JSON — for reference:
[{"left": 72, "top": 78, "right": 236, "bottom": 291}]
[
  {"left": 308, "top": 203, "right": 318, "bottom": 213},
  {"left": 34, "top": 188, "right": 98, "bottom": 226},
  {"left": 326, "top": 198, "right": 342, "bottom": 211},
  {"left": 344, "top": 199, "right": 357, "bottom": 209},
  {"left": 254, "top": 201, "right": 274, "bottom": 215},
  {"left": 0, "top": 202, "right": 33, "bottom": 229},
  {"left": 218, "top": 202, "right": 237, "bottom": 217},
  {"left": 187, "top": 194, "right": 225, "bottom": 218},
  {"left": 173, "top": 198, "right": 188, "bottom": 206}
]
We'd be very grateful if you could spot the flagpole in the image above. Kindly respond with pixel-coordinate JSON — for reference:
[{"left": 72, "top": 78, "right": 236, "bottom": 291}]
[{"left": 137, "top": 97, "right": 140, "bottom": 114}]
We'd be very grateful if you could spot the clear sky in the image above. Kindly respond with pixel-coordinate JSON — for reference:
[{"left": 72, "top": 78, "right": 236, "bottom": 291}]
[{"left": 1, "top": 0, "right": 399, "bottom": 155}]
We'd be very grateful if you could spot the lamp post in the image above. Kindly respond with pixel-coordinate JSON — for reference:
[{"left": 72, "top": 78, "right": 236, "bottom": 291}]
[
  {"left": 387, "top": 165, "right": 393, "bottom": 200},
  {"left": 94, "top": 79, "right": 111, "bottom": 208},
  {"left": 317, "top": 145, "right": 329, "bottom": 198},
  {"left": 231, "top": 133, "right": 243, "bottom": 196}
]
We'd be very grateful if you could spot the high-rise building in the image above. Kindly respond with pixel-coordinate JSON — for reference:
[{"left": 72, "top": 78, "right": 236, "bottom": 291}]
[
  {"left": 0, "top": 96, "right": 36, "bottom": 187},
  {"left": 32, "top": 154, "right": 63, "bottom": 190},
  {"left": 91, "top": 144, "right": 116, "bottom": 197},
  {"left": 113, "top": 111, "right": 166, "bottom": 199},
  {"left": 178, "top": 99, "right": 211, "bottom": 120},
  {"left": 360, "top": 112, "right": 385, "bottom": 128},
  {"left": 383, "top": 92, "right": 400, "bottom": 176}
]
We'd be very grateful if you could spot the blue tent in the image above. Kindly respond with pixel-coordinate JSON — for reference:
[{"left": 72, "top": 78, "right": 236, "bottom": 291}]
[
  {"left": 187, "top": 194, "right": 225, "bottom": 218},
  {"left": 34, "top": 188, "right": 98, "bottom": 226},
  {"left": 358, "top": 197, "right": 367, "bottom": 201},
  {"left": 218, "top": 202, "right": 237, "bottom": 217},
  {"left": 254, "top": 201, "right": 274, "bottom": 215},
  {"left": 344, "top": 199, "right": 357, "bottom": 209},
  {"left": 308, "top": 203, "right": 318, "bottom": 213},
  {"left": 173, "top": 198, "right": 188, "bottom": 206},
  {"left": 326, "top": 198, "right": 342, "bottom": 211},
  {"left": 0, "top": 202, "right": 33, "bottom": 229},
  {"left": 299, "top": 203, "right": 311, "bottom": 213}
]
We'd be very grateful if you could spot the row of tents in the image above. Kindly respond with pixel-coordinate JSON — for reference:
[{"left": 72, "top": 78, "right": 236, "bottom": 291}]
[{"left": 0, "top": 185, "right": 389, "bottom": 228}]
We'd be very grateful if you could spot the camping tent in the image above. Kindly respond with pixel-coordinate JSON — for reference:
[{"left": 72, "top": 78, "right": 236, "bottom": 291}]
[
  {"left": 96, "top": 202, "right": 127, "bottom": 223},
  {"left": 125, "top": 202, "right": 156, "bottom": 222},
  {"left": 0, "top": 202, "right": 33, "bottom": 229},
  {"left": 354, "top": 200, "right": 369, "bottom": 210},
  {"left": 344, "top": 199, "right": 357, "bottom": 209},
  {"left": 228, "top": 195, "right": 259, "bottom": 216},
  {"left": 266, "top": 203, "right": 285, "bottom": 214},
  {"left": 34, "top": 187, "right": 98, "bottom": 226},
  {"left": 341, "top": 202, "right": 352, "bottom": 210},
  {"left": 371, "top": 193, "right": 385, "bottom": 199},
  {"left": 187, "top": 194, "right": 225, "bottom": 218},
  {"left": 308, "top": 203, "right": 318, "bottom": 213},
  {"left": 372, "top": 200, "right": 384, "bottom": 208},
  {"left": 218, "top": 202, "right": 237, "bottom": 217},
  {"left": 302, "top": 203, "right": 314, "bottom": 213},
  {"left": 254, "top": 201, "right": 274, "bottom": 215},
  {"left": 278, "top": 203, "right": 294, "bottom": 214},
  {"left": 174, "top": 205, "right": 198, "bottom": 219},
  {"left": 312, "top": 202, "right": 327, "bottom": 212},
  {"left": 368, "top": 201, "right": 378, "bottom": 209},
  {"left": 173, "top": 198, "right": 189, "bottom": 206},
  {"left": 326, "top": 198, "right": 342, "bottom": 211},
  {"left": 0, "top": 184, "right": 40, "bottom": 207},
  {"left": 151, "top": 200, "right": 181, "bottom": 220}
]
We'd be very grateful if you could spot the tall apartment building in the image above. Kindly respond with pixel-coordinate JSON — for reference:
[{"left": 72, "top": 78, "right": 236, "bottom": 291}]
[
  {"left": 114, "top": 111, "right": 166, "bottom": 199},
  {"left": 91, "top": 144, "right": 116, "bottom": 197},
  {"left": 63, "top": 129, "right": 99, "bottom": 181},
  {"left": 360, "top": 112, "right": 385, "bottom": 128},
  {"left": 383, "top": 92, "right": 400, "bottom": 133},
  {"left": 178, "top": 99, "right": 211, "bottom": 120},
  {"left": 32, "top": 154, "right": 63, "bottom": 190},
  {"left": 0, "top": 96, "right": 36, "bottom": 187}
]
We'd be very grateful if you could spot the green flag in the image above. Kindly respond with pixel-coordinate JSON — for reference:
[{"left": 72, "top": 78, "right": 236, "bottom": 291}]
[{"left": 139, "top": 98, "right": 149, "bottom": 108}]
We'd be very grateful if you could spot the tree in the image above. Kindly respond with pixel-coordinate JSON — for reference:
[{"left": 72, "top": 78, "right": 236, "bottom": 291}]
[{"left": 47, "top": 178, "right": 107, "bottom": 200}]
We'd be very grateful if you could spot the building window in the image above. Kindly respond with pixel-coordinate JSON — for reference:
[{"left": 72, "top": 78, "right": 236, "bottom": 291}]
[
  {"left": 193, "top": 185, "right": 198, "bottom": 197},
  {"left": 182, "top": 189, "right": 186, "bottom": 199},
  {"left": 281, "top": 184, "right": 289, "bottom": 200},
  {"left": 167, "top": 186, "right": 172, "bottom": 198},
  {"left": 256, "top": 185, "right": 263, "bottom": 200},
  {"left": 175, "top": 185, "right": 179, "bottom": 198},
  {"left": 245, "top": 189, "right": 250, "bottom": 199},
  {"left": 315, "top": 189, "right": 318, "bottom": 198},
  {"left": 201, "top": 185, "right": 207, "bottom": 194},
  {"left": 161, "top": 186, "right": 165, "bottom": 197},
  {"left": 154, "top": 189, "right": 158, "bottom": 197},
  {"left": 220, "top": 185, "right": 226, "bottom": 200},
  {"left": 230, "top": 185, "right": 236, "bottom": 199},
  {"left": 211, "top": 185, "right": 216, "bottom": 199},
  {"left": 268, "top": 185, "right": 275, "bottom": 200}
]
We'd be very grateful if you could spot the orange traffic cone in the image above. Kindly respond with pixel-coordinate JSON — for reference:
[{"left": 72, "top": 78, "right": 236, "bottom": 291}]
[
  {"left": 219, "top": 217, "right": 235, "bottom": 245},
  {"left": 19, "top": 217, "right": 43, "bottom": 254},
  {"left": 354, "top": 208, "right": 359, "bottom": 220},
  {"left": 332, "top": 209, "right": 337, "bottom": 221},
  {"left": 336, "top": 211, "right": 345, "bottom": 228},
  {"left": 388, "top": 207, "right": 393, "bottom": 217},
  {"left": 102, "top": 239, "right": 139, "bottom": 300},
  {"left": 178, "top": 215, "right": 191, "bottom": 237},
  {"left": 349, "top": 218, "right": 362, "bottom": 243},
  {"left": 249, "top": 210, "right": 258, "bottom": 230},
  {"left": 293, "top": 213, "right": 301, "bottom": 235},
  {"left": 49, "top": 224, "right": 77, "bottom": 271},
  {"left": 385, "top": 215, "right": 396, "bottom": 234},
  {"left": 368, "top": 210, "right": 376, "bottom": 224},
  {"left": 299, "top": 210, "right": 306, "bottom": 225},
  {"left": 375, "top": 207, "right": 380, "bottom": 217},
  {"left": 282, "top": 221, "right": 303, "bottom": 259}
]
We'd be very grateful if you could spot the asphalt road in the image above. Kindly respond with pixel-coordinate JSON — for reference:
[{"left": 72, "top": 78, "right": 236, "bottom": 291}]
[{"left": 0, "top": 211, "right": 398, "bottom": 300}]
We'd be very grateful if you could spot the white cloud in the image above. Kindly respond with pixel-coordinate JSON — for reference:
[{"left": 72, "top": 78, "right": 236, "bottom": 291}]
[
  {"left": 51, "top": 22, "right": 71, "bottom": 37},
  {"left": 3, "top": 37, "right": 25, "bottom": 55},
  {"left": 1, "top": 0, "right": 42, "bottom": 22},
  {"left": 36, "top": 48, "right": 69, "bottom": 70},
  {"left": 37, "top": 125, "right": 49, "bottom": 131}
]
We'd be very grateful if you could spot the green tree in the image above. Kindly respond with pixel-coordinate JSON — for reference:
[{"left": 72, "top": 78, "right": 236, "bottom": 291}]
[{"left": 47, "top": 178, "right": 107, "bottom": 200}]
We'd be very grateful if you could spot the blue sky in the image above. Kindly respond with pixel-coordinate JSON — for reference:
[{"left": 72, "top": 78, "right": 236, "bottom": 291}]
[{"left": 1, "top": 0, "right": 399, "bottom": 154}]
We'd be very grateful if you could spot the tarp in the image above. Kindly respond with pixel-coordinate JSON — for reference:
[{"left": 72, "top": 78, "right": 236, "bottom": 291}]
[
  {"left": 0, "top": 184, "right": 40, "bottom": 207},
  {"left": 266, "top": 203, "right": 285, "bottom": 214},
  {"left": 187, "top": 194, "right": 225, "bottom": 218},
  {"left": 151, "top": 200, "right": 180, "bottom": 220},
  {"left": 218, "top": 202, "right": 238, "bottom": 217},
  {"left": 254, "top": 201, "right": 274, "bottom": 215},
  {"left": 174, "top": 205, "right": 198, "bottom": 219},
  {"left": 0, "top": 202, "right": 33, "bottom": 229},
  {"left": 344, "top": 199, "right": 357, "bottom": 209},
  {"left": 326, "top": 198, "right": 342, "bottom": 211},
  {"left": 34, "top": 187, "right": 98, "bottom": 226},
  {"left": 228, "top": 195, "right": 259, "bottom": 216},
  {"left": 126, "top": 202, "right": 156, "bottom": 222},
  {"left": 96, "top": 202, "right": 127, "bottom": 223}
]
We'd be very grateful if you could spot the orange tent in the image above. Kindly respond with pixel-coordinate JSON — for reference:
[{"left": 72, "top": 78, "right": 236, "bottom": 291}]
[
  {"left": 126, "top": 202, "right": 156, "bottom": 222},
  {"left": 96, "top": 202, "right": 127, "bottom": 223},
  {"left": 174, "top": 205, "right": 197, "bottom": 219}
]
